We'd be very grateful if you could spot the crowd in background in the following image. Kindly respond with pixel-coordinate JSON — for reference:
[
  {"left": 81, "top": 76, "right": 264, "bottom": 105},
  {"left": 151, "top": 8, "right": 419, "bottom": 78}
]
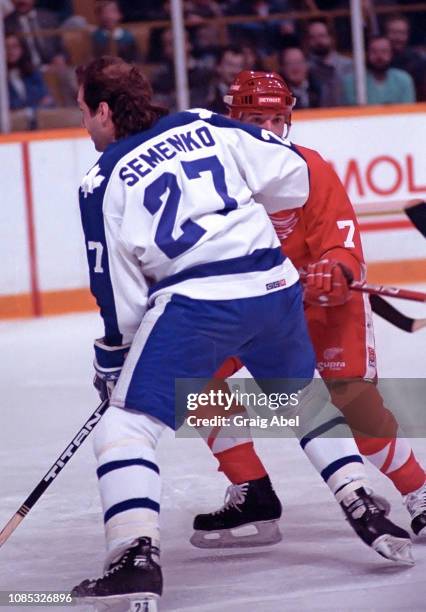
[{"left": 1, "top": 0, "right": 425, "bottom": 129}]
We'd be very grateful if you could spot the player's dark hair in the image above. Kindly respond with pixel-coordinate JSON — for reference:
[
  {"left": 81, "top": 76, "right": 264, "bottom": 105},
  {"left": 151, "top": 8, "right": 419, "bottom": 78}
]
[{"left": 76, "top": 56, "right": 168, "bottom": 140}]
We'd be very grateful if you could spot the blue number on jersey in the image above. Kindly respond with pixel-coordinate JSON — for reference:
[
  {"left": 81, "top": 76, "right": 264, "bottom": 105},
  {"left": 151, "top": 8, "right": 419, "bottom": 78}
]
[
  {"left": 181, "top": 156, "right": 238, "bottom": 216},
  {"left": 143, "top": 155, "right": 238, "bottom": 259}
]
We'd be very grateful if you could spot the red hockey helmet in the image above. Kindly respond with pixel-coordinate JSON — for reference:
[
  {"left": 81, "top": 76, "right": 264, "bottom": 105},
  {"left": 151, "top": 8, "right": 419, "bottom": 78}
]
[{"left": 224, "top": 70, "right": 296, "bottom": 120}]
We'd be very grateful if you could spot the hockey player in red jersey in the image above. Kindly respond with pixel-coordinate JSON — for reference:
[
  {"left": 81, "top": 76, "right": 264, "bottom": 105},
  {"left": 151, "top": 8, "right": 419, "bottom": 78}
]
[{"left": 192, "top": 71, "right": 426, "bottom": 548}]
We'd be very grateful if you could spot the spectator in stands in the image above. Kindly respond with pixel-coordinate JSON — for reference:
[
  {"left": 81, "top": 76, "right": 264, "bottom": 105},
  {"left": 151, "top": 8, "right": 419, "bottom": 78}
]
[
  {"left": 305, "top": 19, "right": 352, "bottom": 106},
  {"left": 226, "top": 0, "right": 299, "bottom": 15},
  {"left": 4, "top": 1, "right": 79, "bottom": 109},
  {"left": 151, "top": 27, "right": 212, "bottom": 111},
  {"left": 241, "top": 44, "right": 265, "bottom": 71},
  {"left": 185, "top": 0, "right": 223, "bottom": 69},
  {"left": 225, "top": 1, "right": 298, "bottom": 56},
  {"left": 5, "top": 33, "right": 53, "bottom": 110},
  {"left": 118, "top": 0, "right": 168, "bottom": 21},
  {"left": 0, "top": 0, "right": 13, "bottom": 17},
  {"left": 279, "top": 46, "right": 321, "bottom": 108},
  {"left": 5, "top": 0, "right": 66, "bottom": 67},
  {"left": 35, "top": 0, "right": 73, "bottom": 24},
  {"left": 191, "top": 22, "right": 223, "bottom": 70},
  {"left": 206, "top": 45, "right": 245, "bottom": 113},
  {"left": 343, "top": 36, "right": 416, "bottom": 105},
  {"left": 185, "top": 0, "right": 222, "bottom": 22},
  {"left": 91, "top": 0, "right": 140, "bottom": 63},
  {"left": 306, "top": 0, "right": 353, "bottom": 51},
  {"left": 384, "top": 13, "right": 426, "bottom": 101}
]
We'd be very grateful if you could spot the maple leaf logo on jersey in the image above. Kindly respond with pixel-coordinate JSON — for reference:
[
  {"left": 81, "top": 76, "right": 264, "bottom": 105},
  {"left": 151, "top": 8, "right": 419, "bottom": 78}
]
[
  {"left": 81, "top": 165, "right": 105, "bottom": 198},
  {"left": 269, "top": 212, "right": 299, "bottom": 240}
]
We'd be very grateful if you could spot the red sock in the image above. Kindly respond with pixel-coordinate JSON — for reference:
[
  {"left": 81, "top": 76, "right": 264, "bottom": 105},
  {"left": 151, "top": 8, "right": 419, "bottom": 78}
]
[
  {"left": 387, "top": 452, "right": 426, "bottom": 495},
  {"left": 332, "top": 380, "right": 426, "bottom": 495},
  {"left": 355, "top": 435, "right": 426, "bottom": 495},
  {"left": 214, "top": 442, "right": 267, "bottom": 484}
]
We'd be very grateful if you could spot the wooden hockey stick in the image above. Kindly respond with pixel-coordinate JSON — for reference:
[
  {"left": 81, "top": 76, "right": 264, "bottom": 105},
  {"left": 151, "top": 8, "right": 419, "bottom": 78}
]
[
  {"left": 0, "top": 398, "right": 109, "bottom": 548},
  {"left": 351, "top": 281, "right": 426, "bottom": 303}
]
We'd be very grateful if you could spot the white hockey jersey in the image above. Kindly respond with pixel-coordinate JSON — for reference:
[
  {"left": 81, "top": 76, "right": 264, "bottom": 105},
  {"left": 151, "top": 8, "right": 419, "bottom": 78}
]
[{"left": 79, "top": 109, "right": 309, "bottom": 345}]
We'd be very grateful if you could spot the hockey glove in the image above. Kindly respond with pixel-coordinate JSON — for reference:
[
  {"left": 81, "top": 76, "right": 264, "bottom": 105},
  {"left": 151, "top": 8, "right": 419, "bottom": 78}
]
[
  {"left": 300, "top": 258, "right": 353, "bottom": 307},
  {"left": 93, "top": 338, "right": 131, "bottom": 402}
]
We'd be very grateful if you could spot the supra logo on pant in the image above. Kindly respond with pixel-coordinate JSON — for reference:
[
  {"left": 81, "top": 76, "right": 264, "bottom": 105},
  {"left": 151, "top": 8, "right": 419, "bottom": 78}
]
[
  {"left": 266, "top": 279, "right": 286, "bottom": 291},
  {"left": 317, "top": 360, "right": 346, "bottom": 371},
  {"left": 318, "top": 347, "right": 345, "bottom": 371}
]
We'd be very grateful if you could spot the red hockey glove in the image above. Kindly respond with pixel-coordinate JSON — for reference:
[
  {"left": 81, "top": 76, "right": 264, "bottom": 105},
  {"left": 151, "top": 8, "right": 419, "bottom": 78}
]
[{"left": 300, "top": 259, "right": 353, "bottom": 307}]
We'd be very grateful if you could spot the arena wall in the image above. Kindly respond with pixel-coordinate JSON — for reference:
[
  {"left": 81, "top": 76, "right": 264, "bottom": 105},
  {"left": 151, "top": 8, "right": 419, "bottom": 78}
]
[{"left": 1, "top": 104, "right": 425, "bottom": 319}]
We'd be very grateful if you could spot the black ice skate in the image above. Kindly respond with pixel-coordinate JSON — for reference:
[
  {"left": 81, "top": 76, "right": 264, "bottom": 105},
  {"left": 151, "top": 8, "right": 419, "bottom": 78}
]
[
  {"left": 341, "top": 487, "right": 414, "bottom": 565},
  {"left": 191, "top": 475, "right": 282, "bottom": 548},
  {"left": 71, "top": 537, "right": 162, "bottom": 611},
  {"left": 405, "top": 480, "right": 426, "bottom": 536}
]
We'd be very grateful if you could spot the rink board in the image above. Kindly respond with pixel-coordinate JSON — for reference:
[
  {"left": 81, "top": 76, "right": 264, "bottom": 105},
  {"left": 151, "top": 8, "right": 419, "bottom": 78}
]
[{"left": 1, "top": 104, "right": 425, "bottom": 319}]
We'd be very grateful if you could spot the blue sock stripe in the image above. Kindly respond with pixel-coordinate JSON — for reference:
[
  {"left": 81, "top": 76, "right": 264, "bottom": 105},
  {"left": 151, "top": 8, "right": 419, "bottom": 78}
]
[
  {"left": 97, "top": 458, "right": 159, "bottom": 479},
  {"left": 104, "top": 498, "right": 160, "bottom": 523},
  {"left": 321, "top": 455, "right": 364, "bottom": 483},
  {"left": 300, "top": 417, "right": 347, "bottom": 449}
]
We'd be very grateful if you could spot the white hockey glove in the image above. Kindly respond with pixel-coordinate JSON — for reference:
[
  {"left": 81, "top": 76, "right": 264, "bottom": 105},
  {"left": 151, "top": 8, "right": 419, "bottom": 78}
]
[{"left": 93, "top": 338, "right": 131, "bottom": 402}]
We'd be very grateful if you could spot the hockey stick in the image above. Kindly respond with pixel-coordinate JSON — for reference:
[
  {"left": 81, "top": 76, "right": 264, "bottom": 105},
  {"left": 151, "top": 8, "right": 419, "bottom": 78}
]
[
  {"left": 405, "top": 201, "right": 426, "bottom": 238},
  {"left": 351, "top": 281, "right": 426, "bottom": 303},
  {"left": 0, "top": 398, "right": 109, "bottom": 548},
  {"left": 369, "top": 294, "right": 415, "bottom": 332}
]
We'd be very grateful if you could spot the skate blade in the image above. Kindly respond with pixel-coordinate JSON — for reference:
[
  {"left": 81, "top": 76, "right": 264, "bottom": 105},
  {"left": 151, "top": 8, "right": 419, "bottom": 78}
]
[
  {"left": 372, "top": 535, "right": 415, "bottom": 566},
  {"left": 190, "top": 519, "right": 282, "bottom": 549},
  {"left": 77, "top": 593, "right": 159, "bottom": 612}
]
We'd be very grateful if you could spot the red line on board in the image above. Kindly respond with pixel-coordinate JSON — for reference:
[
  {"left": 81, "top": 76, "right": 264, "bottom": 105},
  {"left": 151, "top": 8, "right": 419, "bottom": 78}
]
[{"left": 22, "top": 141, "right": 41, "bottom": 317}]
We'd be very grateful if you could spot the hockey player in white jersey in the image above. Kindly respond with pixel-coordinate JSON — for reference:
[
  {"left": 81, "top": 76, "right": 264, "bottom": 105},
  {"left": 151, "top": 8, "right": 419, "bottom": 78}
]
[
  {"left": 71, "top": 56, "right": 317, "bottom": 608},
  {"left": 71, "top": 57, "right": 411, "bottom": 608}
]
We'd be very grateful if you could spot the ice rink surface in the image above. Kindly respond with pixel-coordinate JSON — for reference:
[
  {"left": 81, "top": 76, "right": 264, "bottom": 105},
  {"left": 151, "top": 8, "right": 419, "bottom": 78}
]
[{"left": 1, "top": 292, "right": 426, "bottom": 612}]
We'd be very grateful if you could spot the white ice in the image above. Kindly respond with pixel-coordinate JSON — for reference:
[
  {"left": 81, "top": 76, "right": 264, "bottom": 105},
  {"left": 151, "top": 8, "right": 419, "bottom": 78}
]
[{"left": 1, "top": 291, "right": 426, "bottom": 612}]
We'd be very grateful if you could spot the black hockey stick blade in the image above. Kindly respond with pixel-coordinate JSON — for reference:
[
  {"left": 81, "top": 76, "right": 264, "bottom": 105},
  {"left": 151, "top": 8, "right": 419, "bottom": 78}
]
[
  {"left": 405, "top": 200, "right": 426, "bottom": 238},
  {"left": 0, "top": 399, "right": 109, "bottom": 548},
  {"left": 369, "top": 294, "right": 414, "bottom": 332}
]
